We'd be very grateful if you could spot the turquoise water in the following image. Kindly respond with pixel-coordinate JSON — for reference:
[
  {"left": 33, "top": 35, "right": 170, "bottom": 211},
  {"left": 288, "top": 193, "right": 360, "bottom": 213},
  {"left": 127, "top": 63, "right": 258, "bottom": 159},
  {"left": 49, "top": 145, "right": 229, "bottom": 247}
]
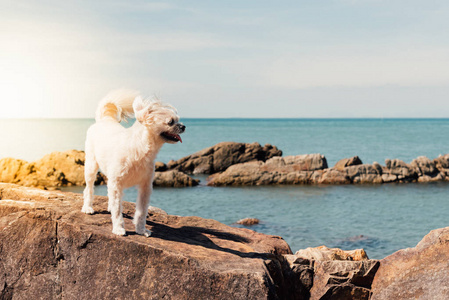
[{"left": 2, "top": 118, "right": 449, "bottom": 258}]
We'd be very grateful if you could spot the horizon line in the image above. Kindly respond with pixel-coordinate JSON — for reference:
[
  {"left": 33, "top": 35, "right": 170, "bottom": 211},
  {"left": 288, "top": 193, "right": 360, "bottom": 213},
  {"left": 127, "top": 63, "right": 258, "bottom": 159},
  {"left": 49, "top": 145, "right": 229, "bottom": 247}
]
[{"left": 2, "top": 117, "right": 449, "bottom": 121}]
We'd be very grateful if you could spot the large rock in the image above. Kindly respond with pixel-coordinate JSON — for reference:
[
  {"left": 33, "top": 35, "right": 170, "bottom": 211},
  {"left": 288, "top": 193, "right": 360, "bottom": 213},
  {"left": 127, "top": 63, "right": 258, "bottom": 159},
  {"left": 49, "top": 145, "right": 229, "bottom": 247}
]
[
  {"left": 153, "top": 170, "right": 199, "bottom": 187},
  {"left": 411, "top": 156, "right": 444, "bottom": 182},
  {"left": 208, "top": 153, "right": 449, "bottom": 186},
  {"left": 433, "top": 154, "right": 449, "bottom": 178},
  {"left": 334, "top": 156, "right": 363, "bottom": 171},
  {"left": 167, "top": 142, "right": 282, "bottom": 174},
  {"left": 310, "top": 260, "right": 379, "bottom": 300},
  {"left": 207, "top": 154, "right": 327, "bottom": 186},
  {"left": 0, "top": 150, "right": 104, "bottom": 188},
  {"left": 284, "top": 246, "right": 379, "bottom": 300},
  {"left": 0, "top": 183, "right": 294, "bottom": 299},
  {"left": 0, "top": 151, "right": 197, "bottom": 188},
  {"left": 382, "top": 159, "right": 417, "bottom": 183},
  {"left": 371, "top": 226, "right": 449, "bottom": 300},
  {"left": 295, "top": 246, "right": 369, "bottom": 262}
]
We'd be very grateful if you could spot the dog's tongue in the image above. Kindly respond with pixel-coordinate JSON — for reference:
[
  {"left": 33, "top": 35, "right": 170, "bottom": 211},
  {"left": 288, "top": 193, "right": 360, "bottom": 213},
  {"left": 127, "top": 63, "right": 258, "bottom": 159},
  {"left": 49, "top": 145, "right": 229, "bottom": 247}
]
[{"left": 176, "top": 134, "right": 182, "bottom": 143}]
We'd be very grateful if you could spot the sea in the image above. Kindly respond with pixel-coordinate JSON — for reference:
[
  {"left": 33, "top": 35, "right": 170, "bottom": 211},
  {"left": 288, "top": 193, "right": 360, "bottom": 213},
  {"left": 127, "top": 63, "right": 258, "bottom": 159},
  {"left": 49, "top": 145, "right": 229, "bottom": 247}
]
[{"left": 2, "top": 118, "right": 449, "bottom": 259}]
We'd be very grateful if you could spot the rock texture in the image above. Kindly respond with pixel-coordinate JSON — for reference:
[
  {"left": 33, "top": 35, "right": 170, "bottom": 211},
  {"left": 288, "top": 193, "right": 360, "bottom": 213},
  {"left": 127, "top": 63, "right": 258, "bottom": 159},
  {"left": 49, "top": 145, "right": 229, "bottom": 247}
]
[
  {"left": 371, "top": 226, "right": 449, "bottom": 300},
  {"left": 0, "top": 150, "right": 105, "bottom": 188},
  {"left": 4, "top": 183, "right": 449, "bottom": 299},
  {"left": 167, "top": 142, "right": 282, "bottom": 174},
  {"left": 0, "top": 151, "right": 197, "bottom": 189},
  {"left": 208, "top": 154, "right": 328, "bottom": 186},
  {"left": 208, "top": 154, "right": 449, "bottom": 186},
  {"left": 295, "top": 246, "right": 369, "bottom": 262},
  {"left": 235, "top": 218, "right": 260, "bottom": 226},
  {"left": 0, "top": 183, "right": 294, "bottom": 299},
  {"left": 284, "top": 246, "right": 379, "bottom": 300},
  {"left": 153, "top": 170, "right": 199, "bottom": 187}
]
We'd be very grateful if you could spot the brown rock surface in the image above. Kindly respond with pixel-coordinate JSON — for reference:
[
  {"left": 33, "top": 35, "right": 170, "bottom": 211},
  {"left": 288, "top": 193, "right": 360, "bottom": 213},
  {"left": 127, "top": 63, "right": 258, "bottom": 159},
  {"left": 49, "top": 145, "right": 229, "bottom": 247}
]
[
  {"left": 0, "top": 183, "right": 294, "bottom": 299},
  {"left": 207, "top": 154, "right": 327, "bottom": 186},
  {"left": 371, "top": 226, "right": 449, "bottom": 300},
  {"left": 295, "top": 246, "right": 369, "bottom": 262},
  {"left": 0, "top": 151, "right": 104, "bottom": 188},
  {"left": 310, "top": 260, "right": 379, "bottom": 300},
  {"left": 0, "top": 151, "right": 197, "bottom": 188},
  {"left": 236, "top": 218, "right": 260, "bottom": 226},
  {"left": 334, "top": 156, "right": 363, "bottom": 170},
  {"left": 284, "top": 247, "right": 379, "bottom": 300},
  {"left": 411, "top": 156, "right": 444, "bottom": 182},
  {"left": 433, "top": 154, "right": 449, "bottom": 177},
  {"left": 167, "top": 142, "right": 282, "bottom": 174},
  {"left": 153, "top": 170, "right": 199, "bottom": 187}
]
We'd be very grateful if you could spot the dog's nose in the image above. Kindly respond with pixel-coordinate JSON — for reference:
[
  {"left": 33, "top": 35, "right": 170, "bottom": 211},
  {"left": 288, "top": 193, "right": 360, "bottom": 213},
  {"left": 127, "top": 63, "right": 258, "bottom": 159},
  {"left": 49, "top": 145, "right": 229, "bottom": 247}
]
[{"left": 179, "top": 124, "right": 186, "bottom": 132}]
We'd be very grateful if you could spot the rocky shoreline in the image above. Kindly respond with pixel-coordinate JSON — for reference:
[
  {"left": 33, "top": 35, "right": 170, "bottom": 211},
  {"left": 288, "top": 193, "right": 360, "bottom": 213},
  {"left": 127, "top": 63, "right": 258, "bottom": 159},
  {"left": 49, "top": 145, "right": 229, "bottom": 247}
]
[
  {"left": 1, "top": 183, "right": 448, "bottom": 299},
  {"left": 1, "top": 142, "right": 449, "bottom": 188}
]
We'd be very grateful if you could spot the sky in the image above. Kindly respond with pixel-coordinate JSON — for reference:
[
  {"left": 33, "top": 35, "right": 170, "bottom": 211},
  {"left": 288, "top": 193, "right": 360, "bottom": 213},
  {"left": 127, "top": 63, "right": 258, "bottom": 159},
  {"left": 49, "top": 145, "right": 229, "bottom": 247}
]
[{"left": 1, "top": 0, "right": 449, "bottom": 118}]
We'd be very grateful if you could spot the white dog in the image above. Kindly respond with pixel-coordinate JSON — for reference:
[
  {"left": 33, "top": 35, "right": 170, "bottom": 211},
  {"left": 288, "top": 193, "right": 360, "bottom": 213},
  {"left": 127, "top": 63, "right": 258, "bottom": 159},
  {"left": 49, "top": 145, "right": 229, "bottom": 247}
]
[{"left": 81, "top": 90, "right": 185, "bottom": 236}]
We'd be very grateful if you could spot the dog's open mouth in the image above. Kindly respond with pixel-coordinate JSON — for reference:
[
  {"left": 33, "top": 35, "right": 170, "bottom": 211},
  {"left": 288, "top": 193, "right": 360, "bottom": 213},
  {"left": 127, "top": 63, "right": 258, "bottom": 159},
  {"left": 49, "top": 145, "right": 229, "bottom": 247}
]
[{"left": 161, "top": 132, "right": 182, "bottom": 143}]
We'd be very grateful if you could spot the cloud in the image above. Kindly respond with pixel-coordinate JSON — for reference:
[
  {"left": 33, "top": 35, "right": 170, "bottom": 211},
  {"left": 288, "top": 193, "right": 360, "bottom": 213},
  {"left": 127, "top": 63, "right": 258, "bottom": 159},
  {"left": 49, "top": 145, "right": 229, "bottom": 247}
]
[{"left": 265, "top": 46, "right": 449, "bottom": 89}]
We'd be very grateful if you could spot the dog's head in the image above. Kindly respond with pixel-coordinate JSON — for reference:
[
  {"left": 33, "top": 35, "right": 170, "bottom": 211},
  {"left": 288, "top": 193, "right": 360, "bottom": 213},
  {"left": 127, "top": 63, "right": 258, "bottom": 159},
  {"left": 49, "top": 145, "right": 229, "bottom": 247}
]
[{"left": 133, "top": 96, "right": 185, "bottom": 144}]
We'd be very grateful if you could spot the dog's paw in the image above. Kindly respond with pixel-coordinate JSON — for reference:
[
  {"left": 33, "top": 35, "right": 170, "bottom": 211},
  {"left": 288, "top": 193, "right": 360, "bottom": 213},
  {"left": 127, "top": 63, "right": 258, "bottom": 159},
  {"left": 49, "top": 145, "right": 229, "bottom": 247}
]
[
  {"left": 112, "top": 227, "right": 126, "bottom": 236},
  {"left": 136, "top": 228, "right": 152, "bottom": 237},
  {"left": 81, "top": 205, "right": 95, "bottom": 214}
]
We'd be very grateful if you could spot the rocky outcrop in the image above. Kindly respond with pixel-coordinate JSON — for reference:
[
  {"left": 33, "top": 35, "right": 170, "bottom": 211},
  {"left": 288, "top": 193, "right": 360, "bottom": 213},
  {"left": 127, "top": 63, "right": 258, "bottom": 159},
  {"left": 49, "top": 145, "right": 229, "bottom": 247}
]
[
  {"left": 0, "top": 183, "right": 293, "bottom": 299},
  {"left": 207, "top": 154, "right": 328, "bottom": 186},
  {"left": 333, "top": 156, "right": 363, "bottom": 170},
  {"left": 0, "top": 150, "right": 106, "bottom": 188},
  {"left": 167, "top": 142, "right": 282, "bottom": 174},
  {"left": 0, "top": 151, "right": 198, "bottom": 189},
  {"left": 235, "top": 218, "right": 260, "bottom": 226},
  {"left": 284, "top": 246, "right": 379, "bottom": 300},
  {"left": 371, "top": 226, "right": 449, "bottom": 300},
  {"left": 153, "top": 170, "right": 199, "bottom": 187},
  {"left": 4, "top": 183, "right": 449, "bottom": 299},
  {"left": 295, "top": 246, "right": 369, "bottom": 262},
  {"left": 208, "top": 154, "right": 449, "bottom": 186}
]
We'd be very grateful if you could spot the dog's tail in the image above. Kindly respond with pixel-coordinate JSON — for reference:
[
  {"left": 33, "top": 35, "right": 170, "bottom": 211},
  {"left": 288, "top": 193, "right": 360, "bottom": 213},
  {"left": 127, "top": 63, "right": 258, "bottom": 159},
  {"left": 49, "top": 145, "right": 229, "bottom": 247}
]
[{"left": 95, "top": 89, "right": 140, "bottom": 122}]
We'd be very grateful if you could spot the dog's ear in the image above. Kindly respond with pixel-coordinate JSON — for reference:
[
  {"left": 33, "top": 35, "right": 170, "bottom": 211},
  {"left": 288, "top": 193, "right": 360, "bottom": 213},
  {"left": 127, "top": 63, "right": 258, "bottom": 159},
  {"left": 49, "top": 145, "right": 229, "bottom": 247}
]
[{"left": 133, "top": 96, "right": 148, "bottom": 123}]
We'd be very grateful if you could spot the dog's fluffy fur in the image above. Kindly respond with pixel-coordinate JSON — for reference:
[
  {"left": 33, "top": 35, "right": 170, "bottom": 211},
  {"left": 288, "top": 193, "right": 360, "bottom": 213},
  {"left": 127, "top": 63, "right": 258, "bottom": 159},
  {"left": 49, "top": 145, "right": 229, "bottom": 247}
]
[{"left": 81, "top": 90, "right": 185, "bottom": 236}]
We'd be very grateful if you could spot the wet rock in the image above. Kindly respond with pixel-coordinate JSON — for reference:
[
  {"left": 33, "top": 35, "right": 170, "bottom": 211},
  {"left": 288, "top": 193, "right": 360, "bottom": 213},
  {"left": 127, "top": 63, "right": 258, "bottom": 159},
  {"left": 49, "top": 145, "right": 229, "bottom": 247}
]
[
  {"left": 167, "top": 142, "right": 282, "bottom": 174},
  {"left": 0, "top": 183, "right": 293, "bottom": 299},
  {"left": 153, "top": 170, "right": 199, "bottom": 187},
  {"left": 371, "top": 227, "right": 449, "bottom": 300}
]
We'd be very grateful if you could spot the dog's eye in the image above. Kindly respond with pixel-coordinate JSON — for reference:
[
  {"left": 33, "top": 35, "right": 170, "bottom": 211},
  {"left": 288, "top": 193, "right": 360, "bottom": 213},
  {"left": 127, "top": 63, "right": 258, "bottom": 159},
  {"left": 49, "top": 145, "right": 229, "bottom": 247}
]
[{"left": 168, "top": 119, "right": 175, "bottom": 126}]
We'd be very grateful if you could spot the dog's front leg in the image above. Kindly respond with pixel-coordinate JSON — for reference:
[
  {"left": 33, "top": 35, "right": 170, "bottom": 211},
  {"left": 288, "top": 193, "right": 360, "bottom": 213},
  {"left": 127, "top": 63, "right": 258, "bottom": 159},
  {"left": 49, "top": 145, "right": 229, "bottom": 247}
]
[
  {"left": 108, "top": 180, "right": 126, "bottom": 236},
  {"left": 133, "top": 182, "right": 152, "bottom": 237}
]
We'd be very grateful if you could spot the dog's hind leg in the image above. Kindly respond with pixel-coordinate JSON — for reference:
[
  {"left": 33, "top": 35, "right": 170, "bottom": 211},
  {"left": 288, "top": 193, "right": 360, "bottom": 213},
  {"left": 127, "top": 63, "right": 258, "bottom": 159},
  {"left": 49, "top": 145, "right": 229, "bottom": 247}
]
[
  {"left": 133, "top": 181, "right": 152, "bottom": 237},
  {"left": 82, "top": 152, "right": 98, "bottom": 214},
  {"left": 108, "top": 179, "right": 126, "bottom": 235}
]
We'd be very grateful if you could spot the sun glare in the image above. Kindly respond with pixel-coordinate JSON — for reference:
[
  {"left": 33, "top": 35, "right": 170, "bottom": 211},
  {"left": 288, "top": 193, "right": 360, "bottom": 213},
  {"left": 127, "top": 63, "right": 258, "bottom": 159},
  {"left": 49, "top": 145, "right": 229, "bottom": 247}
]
[{"left": 0, "top": 52, "right": 48, "bottom": 118}]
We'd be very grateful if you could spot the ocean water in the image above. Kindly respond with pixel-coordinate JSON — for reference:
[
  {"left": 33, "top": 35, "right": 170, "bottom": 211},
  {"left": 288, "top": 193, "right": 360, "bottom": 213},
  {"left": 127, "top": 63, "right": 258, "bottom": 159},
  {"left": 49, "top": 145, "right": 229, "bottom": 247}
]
[{"left": 2, "top": 118, "right": 449, "bottom": 259}]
